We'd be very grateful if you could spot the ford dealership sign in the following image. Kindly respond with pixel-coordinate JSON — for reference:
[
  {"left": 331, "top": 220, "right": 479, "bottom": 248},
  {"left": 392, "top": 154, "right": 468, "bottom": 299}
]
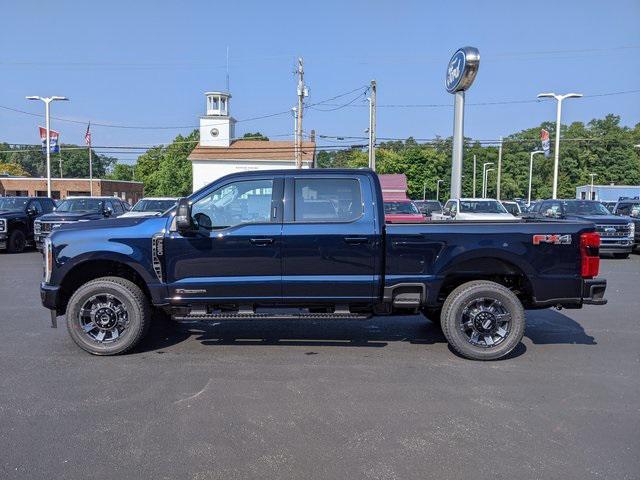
[{"left": 445, "top": 47, "right": 480, "bottom": 93}]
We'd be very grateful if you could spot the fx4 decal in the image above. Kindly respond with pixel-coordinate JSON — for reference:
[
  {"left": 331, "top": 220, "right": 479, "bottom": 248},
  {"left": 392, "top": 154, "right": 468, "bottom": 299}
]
[{"left": 532, "top": 234, "right": 572, "bottom": 245}]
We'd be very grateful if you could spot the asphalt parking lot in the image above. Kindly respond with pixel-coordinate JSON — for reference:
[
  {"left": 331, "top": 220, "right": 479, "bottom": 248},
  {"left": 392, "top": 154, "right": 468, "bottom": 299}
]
[{"left": 0, "top": 251, "right": 638, "bottom": 480}]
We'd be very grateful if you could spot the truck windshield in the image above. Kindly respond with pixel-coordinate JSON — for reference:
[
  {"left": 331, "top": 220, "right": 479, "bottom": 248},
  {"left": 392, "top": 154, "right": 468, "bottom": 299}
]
[
  {"left": 384, "top": 202, "right": 419, "bottom": 214},
  {"left": 56, "top": 199, "right": 104, "bottom": 212},
  {"left": 459, "top": 200, "right": 508, "bottom": 214},
  {"left": 563, "top": 201, "right": 610, "bottom": 216},
  {"left": 415, "top": 201, "right": 442, "bottom": 214},
  {"left": 131, "top": 199, "right": 176, "bottom": 213},
  {"left": 0, "top": 197, "right": 29, "bottom": 211}
]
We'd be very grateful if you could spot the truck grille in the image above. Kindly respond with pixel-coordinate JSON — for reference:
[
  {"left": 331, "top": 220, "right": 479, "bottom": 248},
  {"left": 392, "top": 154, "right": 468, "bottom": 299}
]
[{"left": 595, "top": 224, "right": 630, "bottom": 238}]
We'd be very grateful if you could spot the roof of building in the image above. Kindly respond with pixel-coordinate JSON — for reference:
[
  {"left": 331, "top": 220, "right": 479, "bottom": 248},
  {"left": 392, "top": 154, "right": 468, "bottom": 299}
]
[
  {"left": 188, "top": 139, "right": 315, "bottom": 162},
  {"left": 378, "top": 173, "right": 408, "bottom": 200},
  {"left": 0, "top": 177, "right": 143, "bottom": 185}
]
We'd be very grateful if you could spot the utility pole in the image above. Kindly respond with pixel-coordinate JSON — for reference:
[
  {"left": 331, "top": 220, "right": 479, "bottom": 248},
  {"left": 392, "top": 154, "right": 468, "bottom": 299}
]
[
  {"left": 368, "top": 80, "right": 377, "bottom": 171},
  {"left": 295, "top": 57, "right": 306, "bottom": 169},
  {"left": 472, "top": 155, "right": 477, "bottom": 197},
  {"left": 291, "top": 107, "right": 298, "bottom": 165},
  {"left": 496, "top": 137, "right": 503, "bottom": 200}
]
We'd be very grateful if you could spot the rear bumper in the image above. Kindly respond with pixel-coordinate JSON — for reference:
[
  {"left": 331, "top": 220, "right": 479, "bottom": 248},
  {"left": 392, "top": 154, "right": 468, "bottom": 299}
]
[
  {"left": 581, "top": 278, "right": 607, "bottom": 305},
  {"left": 531, "top": 278, "right": 607, "bottom": 308}
]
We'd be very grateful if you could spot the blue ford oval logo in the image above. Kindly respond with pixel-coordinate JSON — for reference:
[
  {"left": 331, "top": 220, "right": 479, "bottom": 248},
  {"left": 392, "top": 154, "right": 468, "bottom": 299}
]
[
  {"left": 446, "top": 50, "right": 466, "bottom": 93},
  {"left": 445, "top": 47, "right": 480, "bottom": 94}
]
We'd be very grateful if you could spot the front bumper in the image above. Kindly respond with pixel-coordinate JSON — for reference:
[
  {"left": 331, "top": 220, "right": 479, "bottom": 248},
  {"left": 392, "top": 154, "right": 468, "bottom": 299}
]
[
  {"left": 0, "top": 232, "right": 6, "bottom": 250},
  {"left": 581, "top": 278, "right": 607, "bottom": 305},
  {"left": 599, "top": 237, "right": 633, "bottom": 254},
  {"left": 40, "top": 282, "right": 61, "bottom": 312}
]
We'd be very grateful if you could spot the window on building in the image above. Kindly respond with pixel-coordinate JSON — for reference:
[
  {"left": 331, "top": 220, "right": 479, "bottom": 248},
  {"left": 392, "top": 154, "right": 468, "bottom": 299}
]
[{"left": 294, "top": 178, "right": 362, "bottom": 222}]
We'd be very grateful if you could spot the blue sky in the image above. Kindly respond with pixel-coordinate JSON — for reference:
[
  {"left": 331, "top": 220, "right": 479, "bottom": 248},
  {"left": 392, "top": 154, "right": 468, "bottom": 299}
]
[{"left": 1, "top": 0, "right": 639, "bottom": 163}]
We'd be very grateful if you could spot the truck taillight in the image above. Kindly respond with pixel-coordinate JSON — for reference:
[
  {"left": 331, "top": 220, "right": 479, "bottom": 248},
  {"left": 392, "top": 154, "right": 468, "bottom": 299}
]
[{"left": 580, "top": 232, "right": 600, "bottom": 279}]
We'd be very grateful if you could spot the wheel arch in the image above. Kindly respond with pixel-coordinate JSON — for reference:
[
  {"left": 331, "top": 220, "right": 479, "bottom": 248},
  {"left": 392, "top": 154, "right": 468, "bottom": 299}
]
[
  {"left": 57, "top": 258, "right": 154, "bottom": 315},
  {"left": 436, "top": 253, "right": 535, "bottom": 307}
]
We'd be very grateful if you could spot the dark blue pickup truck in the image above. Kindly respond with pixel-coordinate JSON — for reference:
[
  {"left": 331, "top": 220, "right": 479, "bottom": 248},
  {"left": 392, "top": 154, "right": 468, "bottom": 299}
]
[{"left": 40, "top": 169, "right": 607, "bottom": 360}]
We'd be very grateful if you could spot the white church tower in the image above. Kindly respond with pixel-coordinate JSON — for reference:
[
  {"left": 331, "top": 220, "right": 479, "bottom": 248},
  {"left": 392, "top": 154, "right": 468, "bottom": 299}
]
[{"left": 199, "top": 92, "right": 236, "bottom": 147}]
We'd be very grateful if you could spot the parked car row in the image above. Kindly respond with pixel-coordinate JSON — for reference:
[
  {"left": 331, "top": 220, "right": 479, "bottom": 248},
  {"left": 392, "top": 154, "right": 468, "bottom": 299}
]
[{"left": 0, "top": 196, "right": 176, "bottom": 253}]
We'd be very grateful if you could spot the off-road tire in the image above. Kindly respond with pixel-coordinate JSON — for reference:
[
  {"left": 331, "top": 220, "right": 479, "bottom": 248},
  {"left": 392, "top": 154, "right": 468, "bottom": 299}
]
[
  {"left": 441, "top": 280, "right": 525, "bottom": 361},
  {"left": 66, "top": 276, "right": 151, "bottom": 355},
  {"left": 7, "top": 229, "right": 26, "bottom": 253}
]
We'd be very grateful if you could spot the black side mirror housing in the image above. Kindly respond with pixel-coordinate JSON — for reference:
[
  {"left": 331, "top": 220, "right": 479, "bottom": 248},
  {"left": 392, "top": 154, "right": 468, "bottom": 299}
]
[
  {"left": 103, "top": 207, "right": 113, "bottom": 217},
  {"left": 175, "top": 197, "right": 195, "bottom": 234},
  {"left": 27, "top": 207, "right": 37, "bottom": 216}
]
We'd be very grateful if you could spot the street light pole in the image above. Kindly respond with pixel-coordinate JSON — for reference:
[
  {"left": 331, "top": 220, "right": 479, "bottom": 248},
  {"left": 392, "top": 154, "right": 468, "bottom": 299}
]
[
  {"left": 528, "top": 150, "right": 545, "bottom": 206},
  {"left": 589, "top": 173, "right": 597, "bottom": 200},
  {"left": 26, "top": 95, "right": 68, "bottom": 197},
  {"left": 423, "top": 181, "right": 427, "bottom": 201},
  {"left": 436, "top": 179, "right": 443, "bottom": 202},
  {"left": 537, "top": 92, "right": 583, "bottom": 199},
  {"left": 482, "top": 162, "right": 493, "bottom": 198},
  {"left": 484, "top": 168, "right": 494, "bottom": 198}
]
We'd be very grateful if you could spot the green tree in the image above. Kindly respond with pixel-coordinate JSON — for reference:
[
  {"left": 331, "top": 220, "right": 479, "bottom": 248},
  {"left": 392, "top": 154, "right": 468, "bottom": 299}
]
[
  {"left": 134, "top": 130, "right": 198, "bottom": 196},
  {"left": 108, "top": 163, "right": 135, "bottom": 181},
  {"left": 242, "top": 132, "right": 269, "bottom": 141},
  {"left": 0, "top": 162, "right": 29, "bottom": 176}
]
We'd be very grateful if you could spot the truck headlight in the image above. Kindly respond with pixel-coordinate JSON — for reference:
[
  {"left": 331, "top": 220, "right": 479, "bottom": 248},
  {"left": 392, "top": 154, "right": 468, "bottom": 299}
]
[
  {"left": 0, "top": 218, "right": 6, "bottom": 233},
  {"left": 43, "top": 238, "right": 53, "bottom": 283},
  {"left": 629, "top": 222, "right": 635, "bottom": 238},
  {"left": 34, "top": 220, "right": 41, "bottom": 234}
]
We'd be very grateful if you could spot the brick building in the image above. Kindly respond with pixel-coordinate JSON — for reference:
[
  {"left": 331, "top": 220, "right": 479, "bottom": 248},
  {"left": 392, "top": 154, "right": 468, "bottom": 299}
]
[{"left": 0, "top": 177, "right": 144, "bottom": 204}]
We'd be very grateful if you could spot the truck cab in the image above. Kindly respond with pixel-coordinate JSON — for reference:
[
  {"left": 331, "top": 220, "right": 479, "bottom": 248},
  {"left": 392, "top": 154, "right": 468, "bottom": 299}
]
[{"left": 0, "top": 196, "right": 55, "bottom": 253}]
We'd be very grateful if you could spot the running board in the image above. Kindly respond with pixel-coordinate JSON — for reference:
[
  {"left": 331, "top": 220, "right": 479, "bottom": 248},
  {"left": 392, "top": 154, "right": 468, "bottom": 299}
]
[{"left": 173, "top": 312, "right": 371, "bottom": 322}]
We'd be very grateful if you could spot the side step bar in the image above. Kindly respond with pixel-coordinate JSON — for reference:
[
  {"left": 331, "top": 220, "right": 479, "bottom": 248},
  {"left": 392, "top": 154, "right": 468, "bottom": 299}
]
[{"left": 173, "top": 312, "right": 371, "bottom": 322}]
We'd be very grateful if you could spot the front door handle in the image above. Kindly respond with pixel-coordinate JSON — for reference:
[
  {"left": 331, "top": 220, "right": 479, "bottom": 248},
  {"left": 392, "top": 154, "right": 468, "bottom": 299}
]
[
  {"left": 344, "top": 236, "right": 368, "bottom": 245},
  {"left": 250, "top": 237, "right": 274, "bottom": 246}
]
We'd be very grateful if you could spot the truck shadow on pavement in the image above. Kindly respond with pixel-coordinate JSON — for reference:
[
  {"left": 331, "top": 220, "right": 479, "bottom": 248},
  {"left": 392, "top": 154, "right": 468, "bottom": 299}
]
[{"left": 136, "top": 308, "right": 596, "bottom": 355}]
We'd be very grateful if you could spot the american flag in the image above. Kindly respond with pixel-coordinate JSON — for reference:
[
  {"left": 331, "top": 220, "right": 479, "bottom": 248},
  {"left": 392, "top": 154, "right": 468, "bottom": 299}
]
[{"left": 84, "top": 122, "right": 91, "bottom": 146}]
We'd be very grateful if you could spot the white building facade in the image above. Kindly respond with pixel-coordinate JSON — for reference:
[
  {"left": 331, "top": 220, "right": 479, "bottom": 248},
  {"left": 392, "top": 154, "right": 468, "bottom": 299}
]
[{"left": 189, "top": 91, "right": 314, "bottom": 191}]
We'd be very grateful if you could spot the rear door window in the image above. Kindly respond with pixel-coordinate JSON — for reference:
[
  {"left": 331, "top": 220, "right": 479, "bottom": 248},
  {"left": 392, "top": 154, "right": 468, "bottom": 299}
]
[{"left": 294, "top": 178, "right": 362, "bottom": 222}]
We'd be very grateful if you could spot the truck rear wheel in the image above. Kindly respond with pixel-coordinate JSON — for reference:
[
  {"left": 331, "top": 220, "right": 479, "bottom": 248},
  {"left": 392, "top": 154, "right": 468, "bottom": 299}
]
[
  {"left": 66, "top": 276, "right": 151, "bottom": 355},
  {"left": 441, "top": 280, "right": 525, "bottom": 360}
]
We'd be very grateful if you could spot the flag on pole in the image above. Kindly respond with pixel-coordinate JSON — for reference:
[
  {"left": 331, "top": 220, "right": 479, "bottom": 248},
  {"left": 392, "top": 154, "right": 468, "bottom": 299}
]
[
  {"left": 39, "top": 126, "right": 60, "bottom": 153},
  {"left": 84, "top": 122, "right": 92, "bottom": 146},
  {"left": 541, "top": 129, "right": 550, "bottom": 157}
]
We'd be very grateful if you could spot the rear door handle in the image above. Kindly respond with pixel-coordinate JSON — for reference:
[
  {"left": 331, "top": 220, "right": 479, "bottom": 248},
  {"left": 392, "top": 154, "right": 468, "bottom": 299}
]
[
  {"left": 250, "top": 237, "right": 274, "bottom": 246},
  {"left": 344, "top": 236, "right": 368, "bottom": 245}
]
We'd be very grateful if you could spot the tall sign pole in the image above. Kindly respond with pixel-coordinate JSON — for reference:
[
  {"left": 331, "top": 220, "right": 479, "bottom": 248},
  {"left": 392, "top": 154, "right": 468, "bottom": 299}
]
[
  {"left": 445, "top": 47, "right": 480, "bottom": 199},
  {"left": 496, "top": 137, "right": 503, "bottom": 200}
]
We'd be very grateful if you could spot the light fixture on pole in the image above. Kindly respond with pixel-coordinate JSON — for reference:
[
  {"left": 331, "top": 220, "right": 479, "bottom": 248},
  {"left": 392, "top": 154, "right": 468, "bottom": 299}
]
[
  {"left": 537, "top": 92, "right": 583, "bottom": 199},
  {"left": 26, "top": 95, "right": 69, "bottom": 198},
  {"left": 484, "top": 168, "right": 494, "bottom": 198},
  {"left": 527, "top": 150, "right": 545, "bottom": 206},
  {"left": 436, "top": 179, "right": 443, "bottom": 202},
  {"left": 481, "top": 162, "right": 493, "bottom": 198},
  {"left": 589, "top": 173, "right": 597, "bottom": 200}
]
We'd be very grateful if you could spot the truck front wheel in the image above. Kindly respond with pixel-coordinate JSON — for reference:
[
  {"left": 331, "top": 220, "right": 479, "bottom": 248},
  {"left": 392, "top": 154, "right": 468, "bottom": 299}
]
[
  {"left": 66, "top": 276, "right": 151, "bottom": 355},
  {"left": 441, "top": 280, "right": 525, "bottom": 361}
]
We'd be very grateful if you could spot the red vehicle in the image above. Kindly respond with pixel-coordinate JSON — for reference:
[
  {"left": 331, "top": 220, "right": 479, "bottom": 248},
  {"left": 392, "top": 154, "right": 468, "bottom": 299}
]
[{"left": 384, "top": 200, "right": 425, "bottom": 223}]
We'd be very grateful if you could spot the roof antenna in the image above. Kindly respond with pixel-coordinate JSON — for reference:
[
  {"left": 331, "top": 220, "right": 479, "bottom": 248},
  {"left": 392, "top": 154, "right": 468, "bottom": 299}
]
[{"left": 225, "top": 46, "right": 230, "bottom": 93}]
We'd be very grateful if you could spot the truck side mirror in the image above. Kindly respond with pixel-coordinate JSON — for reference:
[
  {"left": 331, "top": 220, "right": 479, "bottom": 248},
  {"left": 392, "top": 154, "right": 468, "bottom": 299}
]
[
  {"left": 443, "top": 208, "right": 451, "bottom": 216},
  {"left": 103, "top": 206, "right": 113, "bottom": 217},
  {"left": 175, "top": 198, "right": 195, "bottom": 234}
]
